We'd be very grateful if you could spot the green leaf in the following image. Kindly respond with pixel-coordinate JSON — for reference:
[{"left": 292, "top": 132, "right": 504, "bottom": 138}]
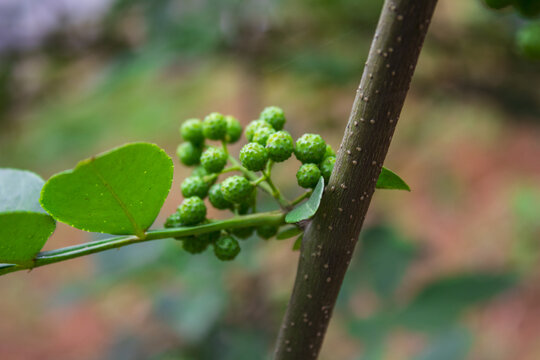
[
  {"left": 292, "top": 234, "right": 303, "bottom": 251},
  {"left": 357, "top": 225, "right": 418, "bottom": 298},
  {"left": 414, "top": 327, "right": 472, "bottom": 360},
  {"left": 0, "top": 168, "right": 47, "bottom": 212},
  {"left": 0, "top": 212, "right": 56, "bottom": 266},
  {"left": 276, "top": 226, "right": 303, "bottom": 240},
  {"left": 398, "top": 273, "right": 515, "bottom": 331},
  {"left": 286, "top": 177, "right": 324, "bottom": 223},
  {"left": 376, "top": 167, "right": 410, "bottom": 191},
  {"left": 40, "top": 142, "right": 173, "bottom": 237}
]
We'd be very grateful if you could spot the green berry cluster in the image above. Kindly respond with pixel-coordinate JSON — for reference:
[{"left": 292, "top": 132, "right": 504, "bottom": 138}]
[{"left": 168, "top": 106, "right": 334, "bottom": 261}]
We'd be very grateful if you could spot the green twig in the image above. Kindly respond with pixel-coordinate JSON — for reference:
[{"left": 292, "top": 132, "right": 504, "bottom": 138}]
[
  {"left": 290, "top": 190, "right": 312, "bottom": 206},
  {"left": 0, "top": 211, "right": 285, "bottom": 277}
]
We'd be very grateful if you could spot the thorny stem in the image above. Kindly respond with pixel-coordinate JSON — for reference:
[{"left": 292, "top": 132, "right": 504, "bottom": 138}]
[
  {"left": 0, "top": 211, "right": 285, "bottom": 277},
  {"left": 273, "top": 1, "right": 438, "bottom": 359}
]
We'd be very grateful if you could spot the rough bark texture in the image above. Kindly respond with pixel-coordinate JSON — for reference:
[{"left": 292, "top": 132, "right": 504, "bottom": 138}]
[{"left": 273, "top": 0, "right": 438, "bottom": 359}]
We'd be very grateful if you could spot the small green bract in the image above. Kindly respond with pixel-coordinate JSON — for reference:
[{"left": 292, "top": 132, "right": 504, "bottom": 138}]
[
  {"left": 260, "top": 106, "right": 286, "bottom": 130},
  {"left": 208, "top": 183, "right": 233, "bottom": 210},
  {"left": 202, "top": 112, "right": 227, "bottom": 140},
  {"left": 266, "top": 131, "right": 294, "bottom": 162},
  {"left": 245, "top": 120, "right": 272, "bottom": 142},
  {"left": 320, "top": 156, "right": 336, "bottom": 183},
  {"left": 176, "top": 142, "right": 202, "bottom": 166},
  {"left": 181, "top": 176, "right": 210, "bottom": 199},
  {"left": 225, "top": 116, "right": 242, "bottom": 143},
  {"left": 214, "top": 236, "right": 241, "bottom": 261},
  {"left": 221, "top": 176, "right": 253, "bottom": 203},
  {"left": 200, "top": 147, "right": 228, "bottom": 173},
  {"left": 240, "top": 143, "right": 268, "bottom": 171},
  {"left": 297, "top": 163, "right": 321, "bottom": 189},
  {"left": 180, "top": 119, "right": 204, "bottom": 144},
  {"left": 257, "top": 225, "right": 278, "bottom": 239},
  {"left": 252, "top": 126, "right": 276, "bottom": 146},
  {"left": 295, "top": 133, "right": 326, "bottom": 164},
  {"left": 178, "top": 196, "right": 207, "bottom": 226}
]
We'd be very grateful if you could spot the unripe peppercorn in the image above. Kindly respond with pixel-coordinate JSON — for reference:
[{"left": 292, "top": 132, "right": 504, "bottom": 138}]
[
  {"left": 208, "top": 183, "right": 233, "bottom": 210},
  {"left": 200, "top": 147, "right": 227, "bottom": 173},
  {"left": 202, "top": 112, "right": 227, "bottom": 140},
  {"left": 180, "top": 118, "right": 204, "bottom": 144},
  {"left": 252, "top": 126, "right": 276, "bottom": 146},
  {"left": 164, "top": 212, "right": 182, "bottom": 228},
  {"left": 214, "top": 236, "right": 241, "bottom": 261},
  {"left": 232, "top": 227, "right": 254, "bottom": 239},
  {"left": 178, "top": 196, "right": 206, "bottom": 225},
  {"left": 181, "top": 231, "right": 220, "bottom": 254},
  {"left": 323, "top": 144, "right": 335, "bottom": 160},
  {"left": 240, "top": 143, "right": 268, "bottom": 171},
  {"left": 225, "top": 116, "right": 242, "bottom": 143},
  {"left": 296, "top": 163, "right": 321, "bottom": 189},
  {"left": 181, "top": 176, "right": 210, "bottom": 198},
  {"left": 257, "top": 225, "right": 279, "bottom": 239},
  {"left": 245, "top": 120, "right": 272, "bottom": 142},
  {"left": 176, "top": 142, "right": 202, "bottom": 166},
  {"left": 266, "top": 131, "right": 294, "bottom": 162},
  {"left": 192, "top": 166, "right": 208, "bottom": 177},
  {"left": 320, "top": 156, "right": 336, "bottom": 183},
  {"left": 221, "top": 176, "right": 253, "bottom": 204},
  {"left": 260, "top": 106, "right": 286, "bottom": 130},
  {"left": 294, "top": 133, "right": 326, "bottom": 164}
]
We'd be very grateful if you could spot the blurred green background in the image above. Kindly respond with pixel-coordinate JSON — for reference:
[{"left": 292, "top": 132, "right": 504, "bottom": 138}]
[{"left": 1, "top": 0, "right": 539, "bottom": 359}]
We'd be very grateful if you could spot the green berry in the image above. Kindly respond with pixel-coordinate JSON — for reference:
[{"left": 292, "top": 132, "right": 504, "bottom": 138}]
[
  {"left": 483, "top": 0, "right": 513, "bottom": 9},
  {"left": 178, "top": 196, "right": 207, "bottom": 226},
  {"left": 266, "top": 131, "right": 294, "bottom": 162},
  {"left": 225, "top": 116, "right": 242, "bottom": 143},
  {"left": 320, "top": 156, "right": 335, "bottom": 183},
  {"left": 181, "top": 176, "right": 210, "bottom": 198},
  {"left": 323, "top": 144, "right": 335, "bottom": 160},
  {"left": 232, "top": 227, "right": 254, "bottom": 239},
  {"left": 181, "top": 231, "right": 220, "bottom": 254},
  {"left": 294, "top": 134, "right": 326, "bottom": 164},
  {"left": 245, "top": 120, "right": 272, "bottom": 142},
  {"left": 221, "top": 176, "right": 254, "bottom": 204},
  {"left": 260, "top": 106, "right": 286, "bottom": 130},
  {"left": 202, "top": 112, "right": 227, "bottom": 140},
  {"left": 176, "top": 143, "right": 202, "bottom": 166},
  {"left": 208, "top": 183, "right": 233, "bottom": 210},
  {"left": 180, "top": 118, "right": 204, "bottom": 144},
  {"left": 296, "top": 163, "right": 321, "bottom": 189},
  {"left": 253, "top": 126, "right": 276, "bottom": 146},
  {"left": 200, "top": 147, "right": 227, "bottom": 173},
  {"left": 514, "top": 0, "right": 540, "bottom": 18},
  {"left": 164, "top": 212, "right": 182, "bottom": 228},
  {"left": 214, "top": 236, "right": 241, "bottom": 261},
  {"left": 192, "top": 166, "right": 208, "bottom": 177},
  {"left": 240, "top": 143, "right": 268, "bottom": 171},
  {"left": 517, "top": 23, "right": 540, "bottom": 59},
  {"left": 257, "top": 225, "right": 278, "bottom": 239},
  {"left": 181, "top": 236, "right": 208, "bottom": 254}
]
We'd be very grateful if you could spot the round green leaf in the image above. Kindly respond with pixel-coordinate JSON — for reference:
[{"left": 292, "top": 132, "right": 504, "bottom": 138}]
[
  {"left": 286, "top": 177, "right": 324, "bottom": 224},
  {"left": 0, "top": 212, "right": 56, "bottom": 266},
  {"left": 40, "top": 142, "right": 173, "bottom": 237},
  {"left": 0, "top": 168, "right": 46, "bottom": 212}
]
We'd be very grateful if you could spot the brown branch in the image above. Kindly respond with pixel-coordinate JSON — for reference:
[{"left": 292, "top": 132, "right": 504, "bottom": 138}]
[{"left": 273, "top": 0, "right": 438, "bottom": 359}]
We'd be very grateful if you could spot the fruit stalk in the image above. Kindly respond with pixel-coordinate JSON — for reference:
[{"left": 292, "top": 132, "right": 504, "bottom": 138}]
[{"left": 273, "top": 0, "right": 438, "bottom": 359}]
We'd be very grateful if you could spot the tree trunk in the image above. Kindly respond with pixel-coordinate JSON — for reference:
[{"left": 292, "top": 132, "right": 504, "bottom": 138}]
[{"left": 273, "top": 0, "right": 438, "bottom": 359}]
